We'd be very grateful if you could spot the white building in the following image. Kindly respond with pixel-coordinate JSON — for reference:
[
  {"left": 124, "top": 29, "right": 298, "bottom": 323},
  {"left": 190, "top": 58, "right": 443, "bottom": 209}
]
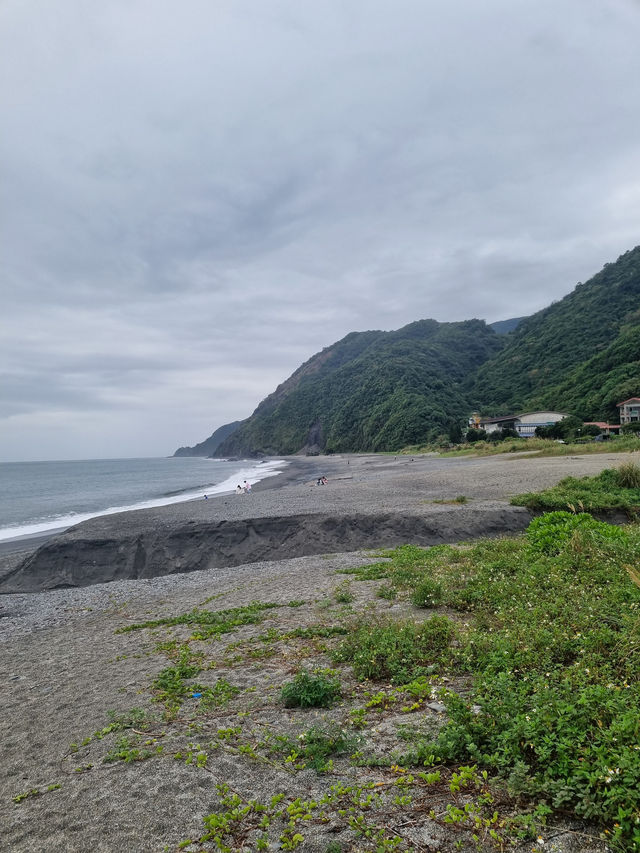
[
  {"left": 617, "top": 397, "right": 640, "bottom": 424},
  {"left": 471, "top": 411, "right": 568, "bottom": 437}
]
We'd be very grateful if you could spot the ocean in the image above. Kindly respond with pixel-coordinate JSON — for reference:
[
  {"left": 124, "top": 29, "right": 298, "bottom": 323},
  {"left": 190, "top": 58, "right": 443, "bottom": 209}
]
[{"left": 0, "top": 456, "right": 287, "bottom": 543}]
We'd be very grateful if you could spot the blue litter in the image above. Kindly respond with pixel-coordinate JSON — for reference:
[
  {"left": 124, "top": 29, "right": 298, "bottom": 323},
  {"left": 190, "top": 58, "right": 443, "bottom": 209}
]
[{"left": 192, "top": 692, "right": 202, "bottom": 698}]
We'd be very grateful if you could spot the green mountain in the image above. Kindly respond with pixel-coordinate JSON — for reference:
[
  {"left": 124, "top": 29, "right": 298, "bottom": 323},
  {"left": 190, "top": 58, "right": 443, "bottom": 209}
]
[
  {"left": 180, "top": 245, "right": 640, "bottom": 457},
  {"left": 173, "top": 420, "right": 243, "bottom": 457},
  {"left": 471, "top": 246, "right": 640, "bottom": 420},
  {"left": 488, "top": 316, "right": 526, "bottom": 335},
  {"left": 216, "top": 319, "right": 503, "bottom": 456}
]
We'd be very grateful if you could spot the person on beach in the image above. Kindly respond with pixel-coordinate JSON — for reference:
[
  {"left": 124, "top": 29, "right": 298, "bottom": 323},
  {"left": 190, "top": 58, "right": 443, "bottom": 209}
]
[
  {"left": 243, "top": 480, "right": 252, "bottom": 493},
  {"left": 236, "top": 484, "right": 243, "bottom": 494}
]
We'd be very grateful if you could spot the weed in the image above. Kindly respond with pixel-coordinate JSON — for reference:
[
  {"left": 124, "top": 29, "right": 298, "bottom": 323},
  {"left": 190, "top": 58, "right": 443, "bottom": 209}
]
[
  {"left": 386, "top": 515, "right": 640, "bottom": 848},
  {"left": 410, "top": 576, "right": 444, "bottom": 607},
  {"left": 13, "top": 788, "right": 42, "bottom": 803},
  {"left": 272, "top": 723, "right": 361, "bottom": 773},
  {"left": 198, "top": 678, "right": 240, "bottom": 709},
  {"left": 103, "top": 735, "right": 156, "bottom": 763},
  {"left": 333, "top": 614, "right": 455, "bottom": 683},
  {"left": 616, "top": 460, "right": 640, "bottom": 489},
  {"left": 116, "top": 601, "right": 278, "bottom": 638},
  {"left": 337, "top": 562, "right": 390, "bottom": 581},
  {"left": 376, "top": 583, "right": 397, "bottom": 600},
  {"left": 280, "top": 669, "right": 342, "bottom": 708},
  {"left": 333, "top": 580, "right": 354, "bottom": 603}
]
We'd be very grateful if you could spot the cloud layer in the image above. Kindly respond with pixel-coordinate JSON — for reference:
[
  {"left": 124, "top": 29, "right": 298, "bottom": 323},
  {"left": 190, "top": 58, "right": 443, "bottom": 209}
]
[{"left": 2, "top": 0, "right": 640, "bottom": 460}]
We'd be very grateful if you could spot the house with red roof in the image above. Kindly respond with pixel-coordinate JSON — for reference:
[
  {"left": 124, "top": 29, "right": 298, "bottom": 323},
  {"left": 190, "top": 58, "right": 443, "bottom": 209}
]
[{"left": 583, "top": 421, "right": 620, "bottom": 436}]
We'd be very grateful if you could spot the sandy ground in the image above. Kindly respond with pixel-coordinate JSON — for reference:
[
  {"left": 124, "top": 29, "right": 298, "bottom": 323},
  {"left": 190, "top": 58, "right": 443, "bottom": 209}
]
[{"left": 1, "top": 450, "right": 631, "bottom": 852}]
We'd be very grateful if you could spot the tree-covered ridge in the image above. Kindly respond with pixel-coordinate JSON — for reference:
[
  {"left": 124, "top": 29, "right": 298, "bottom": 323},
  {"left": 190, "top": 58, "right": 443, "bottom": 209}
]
[
  {"left": 173, "top": 419, "right": 244, "bottom": 457},
  {"left": 471, "top": 246, "right": 640, "bottom": 413},
  {"left": 217, "top": 319, "right": 503, "bottom": 456},
  {"left": 184, "top": 244, "right": 640, "bottom": 457}
]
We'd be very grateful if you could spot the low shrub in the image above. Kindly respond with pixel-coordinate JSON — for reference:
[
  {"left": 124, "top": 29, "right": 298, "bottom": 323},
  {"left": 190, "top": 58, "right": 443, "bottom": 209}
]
[
  {"left": 410, "top": 576, "right": 444, "bottom": 607},
  {"left": 525, "top": 510, "right": 625, "bottom": 556},
  {"left": 333, "top": 615, "right": 455, "bottom": 683},
  {"left": 616, "top": 460, "right": 640, "bottom": 489},
  {"left": 280, "top": 669, "right": 342, "bottom": 708}
]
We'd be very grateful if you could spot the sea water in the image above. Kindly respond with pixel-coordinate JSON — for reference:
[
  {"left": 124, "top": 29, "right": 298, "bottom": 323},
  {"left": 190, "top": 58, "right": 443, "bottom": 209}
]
[{"left": 0, "top": 456, "right": 287, "bottom": 543}]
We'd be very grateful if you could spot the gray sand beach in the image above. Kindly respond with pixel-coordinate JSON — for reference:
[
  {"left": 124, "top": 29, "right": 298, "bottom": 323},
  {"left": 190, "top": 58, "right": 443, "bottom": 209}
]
[{"left": 1, "top": 451, "right": 630, "bottom": 852}]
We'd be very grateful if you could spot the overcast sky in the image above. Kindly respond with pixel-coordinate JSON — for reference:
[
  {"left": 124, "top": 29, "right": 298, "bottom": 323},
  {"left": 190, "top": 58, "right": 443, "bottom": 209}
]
[{"left": 2, "top": 0, "right": 640, "bottom": 462}]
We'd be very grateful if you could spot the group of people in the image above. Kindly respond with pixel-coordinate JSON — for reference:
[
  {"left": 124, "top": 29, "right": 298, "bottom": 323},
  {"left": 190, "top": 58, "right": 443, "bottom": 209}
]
[
  {"left": 236, "top": 480, "right": 252, "bottom": 494},
  {"left": 316, "top": 476, "right": 328, "bottom": 486}
]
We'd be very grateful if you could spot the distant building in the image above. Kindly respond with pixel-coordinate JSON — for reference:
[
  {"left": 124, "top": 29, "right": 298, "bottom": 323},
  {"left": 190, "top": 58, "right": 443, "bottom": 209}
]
[
  {"left": 583, "top": 421, "right": 621, "bottom": 436},
  {"left": 469, "top": 411, "right": 568, "bottom": 438},
  {"left": 617, "top": 397, "right": 640, "bottom": 425}
]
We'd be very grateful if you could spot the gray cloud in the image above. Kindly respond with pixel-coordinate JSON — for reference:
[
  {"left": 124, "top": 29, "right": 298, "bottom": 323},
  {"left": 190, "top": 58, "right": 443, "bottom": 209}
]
[{"left": 2, "top": 0, "right": 640, "bottom": 460}]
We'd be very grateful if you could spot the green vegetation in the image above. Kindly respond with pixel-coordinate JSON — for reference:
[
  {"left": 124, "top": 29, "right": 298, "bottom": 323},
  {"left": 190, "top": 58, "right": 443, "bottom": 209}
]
[
  {"left": 280, "top": 669, "right": 342, "bottom": 708},
  {"left": 217, "top": 319, "right": 504, "bottom": 455},
  {"left": 342, "top": 521, "right": 640, "bottom": 849},
  {"left": 269, "top": 723, "right": 361, "bottom": 773},
  {"left": 204, "top": 245, "right": 640, "bottom": 456},
  {"left": 512, "top": 465, "right": 640, "bottom": 514},
  {"left": 432, "top": 433, "right": 640, "bottom": 458},
  {"left": 13, "top": 783, "right": 61, "bottom": 804},
  {"left": 333, "top": 614, "right": 455, "bottom": 683},
  {"left": 471, "top": 246, "right": 640, "bottom": 419},
  {"left": 116, "top": 601, "right": 278, "bottom": 639}
]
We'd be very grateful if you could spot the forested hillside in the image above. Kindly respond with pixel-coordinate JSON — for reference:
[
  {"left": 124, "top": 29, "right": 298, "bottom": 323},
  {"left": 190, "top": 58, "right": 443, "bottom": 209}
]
[
  {"left": 216, "top": 320, "right": 503, "bottom": 456},
  {"left": 180, "top": 245, "right": 640, "bottom": 457},
  {"left": 471, "top": 246, "right": 640, "bottom": 416},
  {"left": 173, "top": 420, "right": 244, "bottom": 457}
]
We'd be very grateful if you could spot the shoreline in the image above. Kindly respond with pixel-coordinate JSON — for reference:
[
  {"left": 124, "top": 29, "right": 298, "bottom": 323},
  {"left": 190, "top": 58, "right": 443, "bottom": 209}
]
[
  {"left": 2, "top": 450, "right": 638, "bottom": 595},
  {"left": 0, "top": 456, "right": 312, "bottom": 572}
]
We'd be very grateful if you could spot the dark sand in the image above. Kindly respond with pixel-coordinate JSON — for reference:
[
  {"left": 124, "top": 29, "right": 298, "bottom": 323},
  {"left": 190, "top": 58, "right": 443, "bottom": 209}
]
[{"left": 1, "top": 451, "right": 630, "bottom": 852}]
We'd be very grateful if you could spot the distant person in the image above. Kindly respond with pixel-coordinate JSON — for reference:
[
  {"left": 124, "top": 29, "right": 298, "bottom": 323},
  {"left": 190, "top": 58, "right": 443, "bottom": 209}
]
[
  {"left": 204, "top": 494, "right": 208, "bottom": 500},
  {"left": 317, "top": 477, "right": 323, "bottom": 486},
  {"left": 321, "top": 476, "right": 328, "bottom": 485},
  {"left": 235, "top": 484, "right": 243, "bottom": 494},
  {"left": 244, "top": 480, "right": 252, "bottom": 493}
]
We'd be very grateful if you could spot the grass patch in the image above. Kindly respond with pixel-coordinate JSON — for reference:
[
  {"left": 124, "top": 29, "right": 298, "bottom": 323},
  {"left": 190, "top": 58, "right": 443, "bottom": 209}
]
[
  {"left": 116, "top": 601, "right": 279, "bottom": 639},
  {"left": 406, "top": 435, "right": 640, "bottom": 458},
  {"left": 512, "top": 466, "right": 640, "bottom": 514}
]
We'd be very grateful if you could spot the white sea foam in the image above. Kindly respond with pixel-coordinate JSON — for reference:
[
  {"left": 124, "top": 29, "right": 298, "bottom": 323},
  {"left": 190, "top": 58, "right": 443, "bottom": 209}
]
[{"left": 0, "top": 459, "right": 287, "bottom": 543}]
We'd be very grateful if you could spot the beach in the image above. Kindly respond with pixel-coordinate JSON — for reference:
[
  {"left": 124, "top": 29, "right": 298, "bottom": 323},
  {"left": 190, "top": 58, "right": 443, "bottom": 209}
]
[{"left": 0, "top": 451, "right": 628, "bottom": 852}]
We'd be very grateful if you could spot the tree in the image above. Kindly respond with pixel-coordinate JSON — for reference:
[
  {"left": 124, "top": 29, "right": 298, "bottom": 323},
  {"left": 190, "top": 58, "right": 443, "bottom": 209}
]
[{"left": 448, "top": 421, "right": 463, "bottom": 444}]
